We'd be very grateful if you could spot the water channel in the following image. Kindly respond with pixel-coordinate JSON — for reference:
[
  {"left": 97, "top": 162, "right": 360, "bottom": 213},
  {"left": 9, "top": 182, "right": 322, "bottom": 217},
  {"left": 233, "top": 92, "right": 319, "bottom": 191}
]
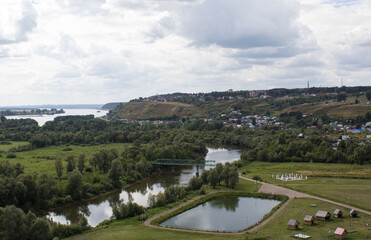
[
  {"left": 160, "top": 196, "right": 280, "bottom": 232},
  {"left": 47, "top": 147, "right": 241, "bottom": 227}
]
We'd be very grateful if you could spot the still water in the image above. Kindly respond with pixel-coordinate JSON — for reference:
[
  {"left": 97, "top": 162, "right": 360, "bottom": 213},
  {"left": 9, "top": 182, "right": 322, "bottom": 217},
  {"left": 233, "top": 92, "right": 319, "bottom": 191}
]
[
  {"left": 160, "top": 196, "right": 280, "bottom": 232},
  {"left": 6, "top": 109, "right": 108, "bottom": 126},
  {"left": 48, "top": 147, "right": 241, "bottom": 227}
]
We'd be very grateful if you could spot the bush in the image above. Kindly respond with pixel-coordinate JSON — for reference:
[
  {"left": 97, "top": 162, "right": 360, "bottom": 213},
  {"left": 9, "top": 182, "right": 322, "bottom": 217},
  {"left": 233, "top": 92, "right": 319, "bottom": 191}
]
[
  {"left": 6, "top": 153, "right": 16, "bottom": 158},
  {"left": 62, "top": 148, "right": 72, "bottom": 151},
  {"left": 252, "top": 176, "right": 262, "bottom": 181}
]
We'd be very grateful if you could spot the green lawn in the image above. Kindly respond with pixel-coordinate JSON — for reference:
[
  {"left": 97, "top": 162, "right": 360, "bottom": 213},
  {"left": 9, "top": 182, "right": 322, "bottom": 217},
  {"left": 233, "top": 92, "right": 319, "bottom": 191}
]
[
  {"left": 241, "top": 162, "right": 371, "bottom": 211},
  {"left": 0, "top": 141, "right": 29, "bottom": 151},
  {"left": 66, "top": 223, "right": 241, "bottom": 240},
  {"left": 0, "top": 143, "right": 130, "bottom": 177},
  {"left": 248, "top": 198, "right": 371, "bottom": 240},
  {"left": 284, "top": 184, "right": 371, "bottom": 212}
]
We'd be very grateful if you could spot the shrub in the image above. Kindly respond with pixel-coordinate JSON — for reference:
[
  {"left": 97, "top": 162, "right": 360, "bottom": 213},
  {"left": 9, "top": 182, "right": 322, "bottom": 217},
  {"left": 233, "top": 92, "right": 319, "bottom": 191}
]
[
  {"left": 252, "top": 176, "right": 262, "bottom": 181},
  {"left": 6, "top": 153, "right": 16, "bottom": 158}
]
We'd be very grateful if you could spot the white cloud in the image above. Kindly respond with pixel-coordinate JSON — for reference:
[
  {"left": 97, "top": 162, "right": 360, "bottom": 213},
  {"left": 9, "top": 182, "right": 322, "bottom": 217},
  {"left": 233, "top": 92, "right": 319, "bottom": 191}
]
[
  {"left": 0, "top": 0, "right": 370, "bottom": 105},
  {"left": 0, "top": 0, "right": 37, "bottom": 44}
]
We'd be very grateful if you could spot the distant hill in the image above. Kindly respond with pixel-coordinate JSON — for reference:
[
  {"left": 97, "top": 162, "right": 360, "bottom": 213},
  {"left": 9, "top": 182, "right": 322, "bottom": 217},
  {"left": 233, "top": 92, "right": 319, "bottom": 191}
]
[
  {"left": 109, "top": 101, "right": 207, "bottom": 120},
  {"left": 0, "top": 104, "right": 103, "bottom": 110},
  {"left": 101, "top": 102, "right": 126, "bottom": 110},
  {"left": 282, "top": 101, "right": 371, "bottom": 119}
]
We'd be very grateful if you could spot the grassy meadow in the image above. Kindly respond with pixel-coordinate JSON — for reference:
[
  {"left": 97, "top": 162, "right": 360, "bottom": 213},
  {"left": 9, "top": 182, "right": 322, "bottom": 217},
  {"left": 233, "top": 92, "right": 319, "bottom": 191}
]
[
  {"left": 241, "top": 162, "right": 371, "bottom": 211},
  {"left": 247, "top": 198, "right": 371, "bottom": 240},
  {"left": 0, "top": 141, "right": 130, "bottom": 180}
]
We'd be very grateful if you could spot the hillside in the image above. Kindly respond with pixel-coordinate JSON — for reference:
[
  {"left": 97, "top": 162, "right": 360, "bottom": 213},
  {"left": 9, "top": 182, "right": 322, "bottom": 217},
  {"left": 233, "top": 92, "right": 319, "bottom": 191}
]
[
  {"left": 282, "top": 98, "right": 370, "bottom": 119},
  {"left": 109, "top": 101, "right": 207, "bottom": 120},
  {"left": 102, "top": 102, "right": 126, "bottom": 110}
]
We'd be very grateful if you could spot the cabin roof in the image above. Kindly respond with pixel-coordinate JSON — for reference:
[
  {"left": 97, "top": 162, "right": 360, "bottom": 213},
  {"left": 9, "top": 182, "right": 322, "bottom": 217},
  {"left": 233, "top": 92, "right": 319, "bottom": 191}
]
[
  {"left": 334, "top": 209, "right": 342, "bottom": 214},
  {"left": 304, "top": 215, "right": 314, "bottom": 221},
  {"left": 316, "top": 210, "right": 331, "bottom": 217},
  {"left": 288, "top": 219, "right": 300, "bottom": 226},
  {"left": 334, "top": 227, "right": 347, "bottom": 235}
]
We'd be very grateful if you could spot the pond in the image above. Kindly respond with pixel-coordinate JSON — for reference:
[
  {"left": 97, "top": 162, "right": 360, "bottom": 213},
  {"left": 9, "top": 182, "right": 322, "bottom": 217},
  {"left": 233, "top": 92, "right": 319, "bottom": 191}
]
[
  {"left": 47, "top": 147, "right": 241, "bottom": 227},
  {"left": 160, "top": 196, "right": 280, "bottom": 232}
]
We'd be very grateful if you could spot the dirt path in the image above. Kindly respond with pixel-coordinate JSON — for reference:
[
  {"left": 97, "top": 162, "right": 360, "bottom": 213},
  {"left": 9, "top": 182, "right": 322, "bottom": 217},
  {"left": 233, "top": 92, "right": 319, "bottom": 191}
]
[
  {"left": 240, "top": 176, "right": 371, "bottom": 216},
  {"left": 144, "top": 176, "right": 371, "bottom": 235}
]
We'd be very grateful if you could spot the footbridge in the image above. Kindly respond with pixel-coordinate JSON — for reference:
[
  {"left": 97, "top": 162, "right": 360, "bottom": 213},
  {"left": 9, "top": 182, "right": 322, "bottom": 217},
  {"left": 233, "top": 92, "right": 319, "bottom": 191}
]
[{"left": 154, "top": 158, "right": 216, "bottom": 174}]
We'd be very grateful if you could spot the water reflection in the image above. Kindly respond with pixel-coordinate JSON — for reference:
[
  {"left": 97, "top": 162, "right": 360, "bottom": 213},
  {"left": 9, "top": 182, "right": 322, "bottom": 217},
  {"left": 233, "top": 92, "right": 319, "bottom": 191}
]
[
  {"left": 208, "top": 196, "right": 239, "bottom": 212},
  {"left": 47, "top": 148, "right": 241, "bottom": 227},
  {"left": 160, "top": 197, "right": 280, "bottom": 232}
]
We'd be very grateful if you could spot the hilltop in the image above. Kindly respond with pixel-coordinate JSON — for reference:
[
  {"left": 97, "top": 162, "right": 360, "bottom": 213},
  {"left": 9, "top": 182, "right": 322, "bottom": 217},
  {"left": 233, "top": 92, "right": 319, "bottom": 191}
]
[
  {"left": 108, "top": 101, "right": 207, "bottom": 120},
  {"left": 102, "top": 102, "right": 126, "bottom": 110}
]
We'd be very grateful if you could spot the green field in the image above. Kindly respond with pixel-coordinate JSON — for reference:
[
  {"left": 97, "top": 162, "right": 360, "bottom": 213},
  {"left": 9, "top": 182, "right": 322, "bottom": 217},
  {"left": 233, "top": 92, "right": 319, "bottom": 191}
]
[
  {"left": 0, "top": 142, "right": 130, "bottom": 178},
  {"left": 248, "top": 198, "right": 371, "bottom": 240},
  {"left": 0, "top": 141, "right": 29, "bottom": 151},
  {"left": 66, "top": 223, "right": 240, "bottom": 240},
  {"left": 241, "top": 162, "right": 371, "bottom": 211}
]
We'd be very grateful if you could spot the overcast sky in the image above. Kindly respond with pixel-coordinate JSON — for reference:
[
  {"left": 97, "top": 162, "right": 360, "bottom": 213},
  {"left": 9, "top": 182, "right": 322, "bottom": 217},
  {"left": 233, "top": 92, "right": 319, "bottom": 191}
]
[{"left": 0, "top": 0, "right": 370, "bottom": 105}]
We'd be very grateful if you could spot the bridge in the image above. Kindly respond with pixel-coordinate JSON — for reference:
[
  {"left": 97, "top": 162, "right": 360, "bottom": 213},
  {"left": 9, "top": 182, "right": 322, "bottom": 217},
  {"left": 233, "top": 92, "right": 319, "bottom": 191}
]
[{"left": 154, "top": 158, "right": 216, "bottom": 174}]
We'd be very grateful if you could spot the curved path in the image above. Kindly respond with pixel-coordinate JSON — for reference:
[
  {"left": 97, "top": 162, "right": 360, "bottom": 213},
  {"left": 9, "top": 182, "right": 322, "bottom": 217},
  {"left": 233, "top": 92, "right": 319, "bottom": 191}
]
[{"left": 144, "top": 176, "right": 371, "bottom": 235}]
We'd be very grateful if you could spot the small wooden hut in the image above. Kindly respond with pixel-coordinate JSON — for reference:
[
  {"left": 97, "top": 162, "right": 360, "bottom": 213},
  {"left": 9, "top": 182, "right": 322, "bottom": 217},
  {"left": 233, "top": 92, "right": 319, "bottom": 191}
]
[
  {"left": 334, "top": 209, "right": 343, "bottom": 218},
  {"left": 315, "top": 210, "right": 331, "bottom": 220},
  {"left": 288, "top": 219, "right": 300, "bottom": 230},
  {"left": 349, "top": 209, "right": 358, "bottom": 218},
  {"left": 334, "top": 227, "right": 348, "bottom": 239},
  {"left": 303, "top": 215, "right": 315, "bottom": 225}
]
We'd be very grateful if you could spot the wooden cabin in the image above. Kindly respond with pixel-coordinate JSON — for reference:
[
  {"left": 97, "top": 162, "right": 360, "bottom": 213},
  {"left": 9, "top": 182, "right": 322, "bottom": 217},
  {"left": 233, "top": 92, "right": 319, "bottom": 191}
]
[
  {"left": 315, "top": 210, "right": 331, "bottom": 220},
  {"left": 288, "top": 219, "right": 300, "bottom": 230},
  {"left": 303, "top": 215, "right": 315, "bottom": 225},
  {"left": 334, "top": 209, "right": 343, "bottom": 218},
  {"left": 334, "top": 227, "right": 348, "bottom": 239},
  {"left": 350, "top": 209, "right": 358, "bottom": 218}
]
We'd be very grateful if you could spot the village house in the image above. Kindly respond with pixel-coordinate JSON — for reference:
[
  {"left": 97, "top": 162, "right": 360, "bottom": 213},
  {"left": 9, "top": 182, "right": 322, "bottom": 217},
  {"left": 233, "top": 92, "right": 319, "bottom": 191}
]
[
  {"left": 303, "top": 215, "right": 315, "bottom": 225},
  {"left": 288, "top": 219, "right": 300, "bottom": 230},
  {"left": 334, "top": 227, "right": 348, "bottom": 239},
  {"left": 315, "top": 210, "right": 331, "bottom": 220}
]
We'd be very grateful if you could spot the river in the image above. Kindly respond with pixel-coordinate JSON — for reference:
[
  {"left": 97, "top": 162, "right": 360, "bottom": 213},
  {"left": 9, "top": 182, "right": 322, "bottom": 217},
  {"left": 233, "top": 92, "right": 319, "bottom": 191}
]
[
  {"left": 6, "top": 109, "right": 108, "bottom": 126},
  {"left": 47, "top": 147, "right": 241, "bottom": 227}
]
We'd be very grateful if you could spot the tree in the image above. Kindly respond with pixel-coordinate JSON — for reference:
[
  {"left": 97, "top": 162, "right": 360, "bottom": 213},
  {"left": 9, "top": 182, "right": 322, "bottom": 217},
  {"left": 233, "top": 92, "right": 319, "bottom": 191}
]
[
  {"left": 28, "top": 218, "right": 52, "bottom": 240},
  {"left": 207, "top": 169, "right": 219, "bottom": 188},
  {"left": 228, "top": 167, "right": 239, "bottom": 189},
  {"left": 55, "top": 159, "right": 63, "bottom": 182},
  {"left": 108, "top": 159, "right": 123, "bottom": 187},
  {"left": 78, "top": 154, "right": 85, "bottom": 173},
  {"left": 188, "top": 176, "right": 202, "bottom": 190},
  {"left": 336, "top": 93, "right": 347, "bottom": 102},
  {"left": 66, "top": 155, "right": 76, "bottom": 173},
  {"left": 366, "top": 90, "right": 371, "bottom": 101},
  {"left": 0, "top": 205, "right": 27, "bottom": 240},
  {"left": 68, "top": 170, "right": 83, "bottom": 200}
]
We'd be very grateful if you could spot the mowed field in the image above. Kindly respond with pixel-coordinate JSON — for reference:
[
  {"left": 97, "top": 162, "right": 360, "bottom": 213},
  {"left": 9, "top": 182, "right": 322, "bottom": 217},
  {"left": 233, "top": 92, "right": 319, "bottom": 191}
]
[
  {"left": 241, "top": 162, "right": 371, "bottom": 211},
  {"left": 248, "top": 198, "right": 371, "bottom": 240},
  {"left": 0, "top": 141, "right": 130, "bottom": 178}
]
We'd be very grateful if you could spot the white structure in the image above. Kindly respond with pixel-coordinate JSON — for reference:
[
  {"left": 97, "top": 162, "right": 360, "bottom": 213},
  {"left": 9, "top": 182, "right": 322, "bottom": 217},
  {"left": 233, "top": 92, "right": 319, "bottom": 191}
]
[{"left": 274, "top": 173, "right": 307, "bottom": 181}]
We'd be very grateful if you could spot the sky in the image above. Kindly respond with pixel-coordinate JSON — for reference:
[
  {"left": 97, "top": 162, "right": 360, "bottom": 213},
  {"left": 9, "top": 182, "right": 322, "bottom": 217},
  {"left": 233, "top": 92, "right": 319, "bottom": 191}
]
[{"left": 0, "top": 0, "right": 370, "bottom": 105}]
